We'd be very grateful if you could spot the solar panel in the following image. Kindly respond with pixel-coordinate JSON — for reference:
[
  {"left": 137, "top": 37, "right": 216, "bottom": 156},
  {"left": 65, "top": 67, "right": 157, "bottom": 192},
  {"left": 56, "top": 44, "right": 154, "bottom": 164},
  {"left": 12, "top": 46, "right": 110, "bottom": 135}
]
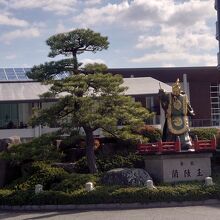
[
  {"left": 5, "top": 68, "right": 18, "bottom": 80},
  {"left": 0, "top": 69, "right": 7, "bottom": 80},
  {"left": 15, "top": 68, "right": 29, "bottom": 80},
  {"left": 0, "top": 68, "right": 70, "bottom": 81}
]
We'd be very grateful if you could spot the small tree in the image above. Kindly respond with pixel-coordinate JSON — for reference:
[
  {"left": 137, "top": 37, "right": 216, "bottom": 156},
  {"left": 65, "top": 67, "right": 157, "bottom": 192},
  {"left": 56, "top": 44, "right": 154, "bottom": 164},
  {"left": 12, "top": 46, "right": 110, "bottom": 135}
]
[{"left": 31, "top": 73, "right": 152, "bottom": 173}]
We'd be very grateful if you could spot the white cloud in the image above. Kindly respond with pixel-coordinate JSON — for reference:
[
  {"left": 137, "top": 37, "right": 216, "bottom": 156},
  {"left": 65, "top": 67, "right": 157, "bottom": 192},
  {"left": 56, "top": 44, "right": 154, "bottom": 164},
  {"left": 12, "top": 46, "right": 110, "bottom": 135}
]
[
  {"left": 135, "top": 25, "right": 216, "bottom": 52},
  {"left": 0, "top": 12, "right": 29, "bottom": 27},
  {"left": 125, "top": 0, "right": 217, "bottom": 67},
  {"left": 5, "top": 54, "right": 17, "bottom": 60},
  {"left": 82, "top": 0, "right": 102, "bottom": 5},
  {"left": 74, "top": 2, "right": 129, "bottom": 27},
  {"left": 55, "top": 22, "right": 70, "bottom": 33},
  {"left": 74, "top": 0, "right": 215, "bottom": 29},
  {"left": 7, "top": 0, "right": 77, "bottom": 15},
  {"left": 131, "top": 52, "right": 217, "bottom": 66},
  {"left": 0, "top": 27, "right": 41, "bottom": 44},
  {"left": 80, "top": 58, "right": 106, "bottom": 66}
]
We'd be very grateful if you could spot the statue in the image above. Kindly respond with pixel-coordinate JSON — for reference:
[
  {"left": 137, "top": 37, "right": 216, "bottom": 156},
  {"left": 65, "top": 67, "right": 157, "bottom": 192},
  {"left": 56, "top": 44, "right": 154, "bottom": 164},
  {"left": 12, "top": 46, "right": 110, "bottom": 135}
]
[{"left": 158, "top": 79, "right": 195, "bottom": 150}]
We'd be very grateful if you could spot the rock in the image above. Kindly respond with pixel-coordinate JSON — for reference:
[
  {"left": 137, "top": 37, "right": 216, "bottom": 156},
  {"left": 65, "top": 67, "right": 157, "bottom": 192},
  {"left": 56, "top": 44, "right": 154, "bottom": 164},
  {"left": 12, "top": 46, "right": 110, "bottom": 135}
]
[
  {"left": 9, "top": 136, "right": 21, "bottom": 145},
  {"left": 52, "top": 163, "right": 76, "bottom": 173},
  {"left": 102, "top": 168, "right": 152, "bottom": 187},
  {"left": 0, "top": 139, "right": 9, "bottom": 152}
]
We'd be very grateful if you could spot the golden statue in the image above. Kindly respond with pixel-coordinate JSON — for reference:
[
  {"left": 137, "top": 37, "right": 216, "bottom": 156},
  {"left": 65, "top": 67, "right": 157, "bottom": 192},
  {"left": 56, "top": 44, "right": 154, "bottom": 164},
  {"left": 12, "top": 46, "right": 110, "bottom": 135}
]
[{"left": 158, "top": 79, "right": 195, "bottom": 150}]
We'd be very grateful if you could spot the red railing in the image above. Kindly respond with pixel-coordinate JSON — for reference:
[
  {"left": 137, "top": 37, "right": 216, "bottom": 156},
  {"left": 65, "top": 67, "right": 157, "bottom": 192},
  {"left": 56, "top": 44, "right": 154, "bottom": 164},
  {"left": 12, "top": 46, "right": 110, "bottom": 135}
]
[
  {"left": 193, "top": 135, "right": 216, "bottom": 152},
  {"left": 137, "top": 136, "right": 216, "bottom": 154}
]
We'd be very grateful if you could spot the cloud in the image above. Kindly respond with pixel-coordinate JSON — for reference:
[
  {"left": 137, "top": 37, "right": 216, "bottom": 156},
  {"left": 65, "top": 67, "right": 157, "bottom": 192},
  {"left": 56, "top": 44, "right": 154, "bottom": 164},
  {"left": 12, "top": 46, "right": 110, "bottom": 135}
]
[
  {"left": 82, "top": 0, "right": 102, "bottom": 5},
  {"left": 74, "top": 1, "right": 129, "bottom": 27},
  {"left": 7, "top": 0, "right": 77, "bottom": 15},
  {"left": 5, "top": 54, "right": 17, "bottom": 60},
  {"left": 135, "top": 24, "right": 216, "bottom": 52},
  {"left": 0, "top": 27, "right": 41, "bottom": 44},
  {"left": 0, "top": 12, "right": 29, "bottom": 27},
  {"left": 55, "top": 22, "right": 70, "bottom": 33},
  {"left": 80, "top": 58, "right": 106, "bottom": 66},
  {"left": 131, "top": 52, "right": 217, "bottom": 66},
  {"left": 74, "top": 0, "right": 215, "bottom": 29}
]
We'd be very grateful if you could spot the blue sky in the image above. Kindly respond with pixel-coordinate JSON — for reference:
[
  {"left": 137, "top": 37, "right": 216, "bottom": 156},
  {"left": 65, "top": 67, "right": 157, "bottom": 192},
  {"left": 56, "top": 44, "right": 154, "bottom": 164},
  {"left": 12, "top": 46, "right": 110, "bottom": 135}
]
[{"left": 0, "top": 0, "right": 218, "bottom": 68}]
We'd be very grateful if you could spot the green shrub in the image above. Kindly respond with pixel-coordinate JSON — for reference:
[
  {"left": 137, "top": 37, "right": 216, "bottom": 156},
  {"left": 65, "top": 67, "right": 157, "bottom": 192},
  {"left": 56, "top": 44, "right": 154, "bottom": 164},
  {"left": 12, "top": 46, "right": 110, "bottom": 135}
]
[
  {"left": 51, "top": 173, "right": 100, "bottom": 192},
  {"left": 0, "top": 134, "right": 63, "bottom": 164},
  {"left": 138, "top": 125, "right": 162, "bottom": 143},
  {"left": 8, "top": 162, "right": 68, "bottom": 190},
  {"left": 189, "top": 128, "right": 218, "bottom": 140},
  {"left": 0, "top": 179, "right": 220, "bottom": 205},
  {"left": 74, "top": 153, "right": 145, "bottom": 173}
]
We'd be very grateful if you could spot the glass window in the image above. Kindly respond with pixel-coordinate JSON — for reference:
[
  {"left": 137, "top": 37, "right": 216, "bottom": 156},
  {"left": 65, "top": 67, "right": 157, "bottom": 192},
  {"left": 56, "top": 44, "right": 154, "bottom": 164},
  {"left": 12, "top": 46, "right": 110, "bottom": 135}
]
[{"left": 0, "top": 103, "right": 18, "bottom": 128}]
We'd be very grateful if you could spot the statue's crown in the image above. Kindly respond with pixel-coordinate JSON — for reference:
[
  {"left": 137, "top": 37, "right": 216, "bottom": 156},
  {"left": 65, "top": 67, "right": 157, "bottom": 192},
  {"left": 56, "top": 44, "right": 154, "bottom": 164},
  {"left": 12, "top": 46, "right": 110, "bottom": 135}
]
[{"left": 172, "top": 78, "right": 181, "bottom": 90}]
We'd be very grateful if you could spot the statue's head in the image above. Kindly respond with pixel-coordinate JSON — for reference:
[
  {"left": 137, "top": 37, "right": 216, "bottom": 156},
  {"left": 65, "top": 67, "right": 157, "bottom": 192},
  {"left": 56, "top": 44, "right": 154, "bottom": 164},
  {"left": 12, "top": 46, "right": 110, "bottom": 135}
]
[{"left": 172, "top": 78, "right": 181, "bottom": 96}]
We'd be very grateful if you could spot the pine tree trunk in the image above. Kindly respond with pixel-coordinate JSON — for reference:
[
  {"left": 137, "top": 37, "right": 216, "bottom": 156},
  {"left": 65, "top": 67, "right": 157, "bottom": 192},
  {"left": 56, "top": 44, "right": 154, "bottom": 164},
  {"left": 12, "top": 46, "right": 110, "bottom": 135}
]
[
  {"left": 72, "top": 52, "right": 78, "bottom": 74},
  {"left": 84, "top": 128, "right": 98, "bottom": 173}
]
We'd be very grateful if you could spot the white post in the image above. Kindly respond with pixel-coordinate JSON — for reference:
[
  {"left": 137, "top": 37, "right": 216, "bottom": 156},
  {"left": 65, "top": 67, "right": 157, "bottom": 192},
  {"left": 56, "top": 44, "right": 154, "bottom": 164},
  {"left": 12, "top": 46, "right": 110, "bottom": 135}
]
[
  {"left": 205, "top": 177, "right": 214, "bottom": 186},
  {"left": 183, "top": 74, "right": 190, "bottom": 100},
  {"left": 85, "top": 182, "right": 94, "bottom": 191},
  {"left": 35, "top": 184, "right": 43, "bottom": 194}
]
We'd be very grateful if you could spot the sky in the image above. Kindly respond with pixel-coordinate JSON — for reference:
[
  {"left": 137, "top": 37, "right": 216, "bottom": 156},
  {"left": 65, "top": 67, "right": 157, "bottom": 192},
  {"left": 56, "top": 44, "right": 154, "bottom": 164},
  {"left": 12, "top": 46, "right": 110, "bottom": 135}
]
[{"left": 0, "top": 0, "right": 218, "bottom": 68}]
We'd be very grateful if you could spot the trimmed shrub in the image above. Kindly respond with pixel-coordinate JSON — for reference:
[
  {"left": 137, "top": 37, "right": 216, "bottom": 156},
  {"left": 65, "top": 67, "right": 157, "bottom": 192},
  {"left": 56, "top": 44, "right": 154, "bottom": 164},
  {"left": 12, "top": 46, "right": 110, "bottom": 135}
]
[
  {"left": 0, "top": 133, "right": 63, "bottom": 165},
  {"left": 8, "top": 162, "right": 68, "bottom": 190},
  {"left": 74, "top": 153, "right": 145, "bottom": 173},
  {"left": 51, "top": 173, "right": 100, "bottom": 192},
  {"left": 189, "top": 128, "right": 219, "bottom": 141},
  {"left": 0, "top": 179, "right": 220, "bottom": 205},
  {"left": 138, "top": 125, "right": 162, "bottom": 143}
]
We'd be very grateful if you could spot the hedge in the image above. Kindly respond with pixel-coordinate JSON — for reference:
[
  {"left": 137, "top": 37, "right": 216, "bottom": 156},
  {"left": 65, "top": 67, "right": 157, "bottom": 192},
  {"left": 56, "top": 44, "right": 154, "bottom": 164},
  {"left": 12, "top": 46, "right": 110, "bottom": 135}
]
[{"left": 0, "top": 181, "right": 220, "bottom": 206}]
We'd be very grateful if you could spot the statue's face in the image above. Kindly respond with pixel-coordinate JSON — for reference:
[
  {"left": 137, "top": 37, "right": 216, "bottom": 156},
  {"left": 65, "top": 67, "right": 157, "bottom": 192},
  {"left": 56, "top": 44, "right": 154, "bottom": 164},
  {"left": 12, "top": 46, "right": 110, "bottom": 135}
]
[{"left": 172, "top": 86, "right": 181, "bottom": 96}]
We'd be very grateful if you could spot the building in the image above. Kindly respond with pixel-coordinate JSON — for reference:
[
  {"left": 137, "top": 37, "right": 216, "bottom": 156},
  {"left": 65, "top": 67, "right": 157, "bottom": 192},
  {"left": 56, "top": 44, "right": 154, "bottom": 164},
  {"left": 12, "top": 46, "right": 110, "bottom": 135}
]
[
  {"left": 0, "top": 66, "right": 219, "bottom": 139},
  {"left": 109, "top": 66, "right": 220, "bottom": 127},
  {"left": 0, "top": 68, "right": 171, "bottom": 139}
]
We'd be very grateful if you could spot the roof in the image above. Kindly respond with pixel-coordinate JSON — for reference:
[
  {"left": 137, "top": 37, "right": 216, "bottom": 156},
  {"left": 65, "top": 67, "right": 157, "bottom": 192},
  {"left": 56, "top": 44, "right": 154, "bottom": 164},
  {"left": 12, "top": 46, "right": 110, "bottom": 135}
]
[
  {"left": 123, "top": 77, "right": 171, "bottom": 95},
  {"left": 0, "top": 77, "right": 171, "bottom": 102},
  {"left": 0, "top": 82, "right": 51, "bottom": 102}
]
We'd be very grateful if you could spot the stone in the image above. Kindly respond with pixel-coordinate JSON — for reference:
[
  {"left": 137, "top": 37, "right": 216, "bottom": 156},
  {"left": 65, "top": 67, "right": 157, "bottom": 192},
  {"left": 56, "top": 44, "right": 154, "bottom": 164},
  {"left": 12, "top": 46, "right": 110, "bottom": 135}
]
[
  {"left": 144, "top": 152, "right": 212, "bottom": 183},
  {"left": 8, "top": 136, "right": 21, "bottom": 146},
  {"left": 0, "top": 139, "right": 10, "bottom": 152},
  {"left": 52, "top": 163, "right": 76, "bottom": 173},
  {"left": 102, "top": 168, "right": 152, "bottom": 187}
]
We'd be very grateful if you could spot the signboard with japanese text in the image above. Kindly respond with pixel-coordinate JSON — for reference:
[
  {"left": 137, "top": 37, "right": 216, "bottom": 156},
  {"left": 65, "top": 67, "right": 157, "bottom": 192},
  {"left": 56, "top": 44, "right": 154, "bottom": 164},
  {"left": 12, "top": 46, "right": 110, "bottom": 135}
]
[{"left": 144, "top": 153, "right": 212, "bottom": 183}]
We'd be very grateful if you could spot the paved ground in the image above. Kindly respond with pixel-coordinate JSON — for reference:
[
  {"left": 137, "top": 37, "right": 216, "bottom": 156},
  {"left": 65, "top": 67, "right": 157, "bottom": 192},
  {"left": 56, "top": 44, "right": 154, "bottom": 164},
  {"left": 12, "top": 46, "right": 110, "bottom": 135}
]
[{"left": 0, "top": 205, "right": 220, "bottom": 220}]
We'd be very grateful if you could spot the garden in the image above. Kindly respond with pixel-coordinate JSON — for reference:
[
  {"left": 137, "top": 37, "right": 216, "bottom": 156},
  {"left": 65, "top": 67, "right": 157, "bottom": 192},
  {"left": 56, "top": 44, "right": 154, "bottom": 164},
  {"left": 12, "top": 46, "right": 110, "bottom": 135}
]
[
  {"left": 0, "top": 28, "right": 219, "bottom": 207},
  {"left": 0, "top": 127, "right": 219, "bottom": 206}
]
